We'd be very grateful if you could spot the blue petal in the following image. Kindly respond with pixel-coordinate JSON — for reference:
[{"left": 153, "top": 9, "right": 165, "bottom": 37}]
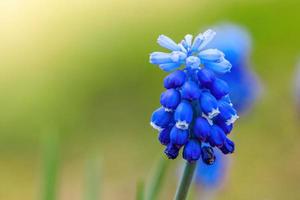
[
  {"left": 218, "top": 100, "right": 239, "bottom": 125},
  {"left": 163, "top": 70, "right": 186, "bottom": 89},
  {"left": 198, "top": 29, "right": 216, "bottom": 50},
  {"left": 174, "top": 101, "right": 193, "bottom": 130},
  {"left": 181, "top": 81, "right": 201, "bottom": 101},
  {"left": 159, "top": 63, "right": 181, "bottom": 72},
  {"left": 184, "top": 34, "right": 193, "bottom": 48},
  {"left": 199, "top": 49, "right": 224, "bottom": 62},
  {"left": 157, "top": 35, "right": 181, "bottom": 51},
  {"left": 220, "top": 138, "right": 235, "bottom": 154},
  {"left": 149, "top": 52, "right": 172, "bottom": 64},
  {"left": 203, "top": 58, "right": 232, "bottom": 74},
  {"left": 191, "top": 33, "right": 204, "bottom": 52},
  {"left": 150, "top": 107, "right": 173, "bottom": 131},
  {"left": 160, "top": 89, "right": 181, "bottom": 110},
  {"left": 164, "top": 144, "right": 180, "bottom": 159},
  {"left": 199, "top": 92, "right": 219, "bottom": 118},
  {"left": 197, "top": 68, "right": 216, "bottom": 87},
  {"left": 170, "top": 51, "right": 187, "bottom": 63},
  {"left": 208, "top": 125, "right": 226, "bottom": 147},
  {"left": 183, "top": 140, "right": 201, "bottom": 162},
  {"left": 210, "top": 78, "right": 229, "bottom": 99},
  {"left": 193, "top": 117, "right": 211, "bottom": 141},
  {"left": 170, "top": 126, "right": 189, "bottom": 147},
  {"left": 158, "top": 127, "right": 171, "bottom": 145}
]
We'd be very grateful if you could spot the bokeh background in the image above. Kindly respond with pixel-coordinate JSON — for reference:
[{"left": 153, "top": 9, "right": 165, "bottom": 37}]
[{"left": 1, "top": 0, "right": 300, "bottom": 199}]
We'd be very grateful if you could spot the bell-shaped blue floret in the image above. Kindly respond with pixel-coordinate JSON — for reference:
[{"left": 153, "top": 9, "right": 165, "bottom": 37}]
[
  {"left": 157, "top": 35, "right": 181, "bottom": 51},
  {"left": 197, "top": 68, "right": 216, "bottom": 87},
  {"left": 164, "top": 70, "right": 186, "bottom": 89},
  {"left": 218, "top": 100, "right": 239, "bottom": 125},
  {"left": 159, "top": 63, "right": 181, "bottom": 72},
  {"left": 181, "top": 81, "right": 201, "bottom": 101},
  {"left": 201, "top": 145, "right": 216, "bottom": 165},
  {"left": 186, "top": 56, "right": 200, "bottom": 69},
  {"left": 210, "top": 78, "right": 229, "bottom": 99},
  {"left": 220, "top": 138, "right": 235, "bottom": 154},
  {"left": 193, "top": 117, "right": 211, "bottom": 141},
  {"left": 183, "top": 140, "right": 201, "bottom": 162},
  {"left": 158, "top": 127, "right": 171, "bottom": 145},
  {"left": 203, "top": 57, "right": 232, "bottom": 74},
  {"left": 215, "top": 119, "right": 233, "bottom": 135},
  {"left": 170, "top": 126, "right": 189, "bottom": 147},
  {"left": 200, "top": 92, "right": 220, "bottom": 119},
  {"left": 198, "top": 49, "right": 224, "bottom": 62},
  {"left": 160, "top": 89, "right": 181, "bottom": 110},
  {"left": 208, "top": 125, "right": 226, "bottom": 147},
  {"left": 174, "top": 101, "right": 193, "bottom": 130},
  {"left": 164, "top": 143, "right": 180, "bottom": 159},
  {"left": 191, "top": 33, "right": 204, "bottom": 52},
  {"left": 150, "top": 107, "right": 173, "bottom": 131}
]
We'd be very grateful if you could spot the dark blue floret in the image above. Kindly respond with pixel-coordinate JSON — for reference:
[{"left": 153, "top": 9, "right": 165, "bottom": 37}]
[
  {"left": 197, "top": 68, "right": 216, "bottom": 87},
  {"left": 165, "top": 144, "right": 180, "bottom": 159},
  {"left": 199, "top": 92, "right": 219, "bottom": 118},
  {"left": 160, "top": 89, "right": 181, "bottom": 110},
  {"left": 210, "top": 78, "right": 229, "bottom": 99},
  {"left": 183, "top": 140, "right": 201, "bottom": 162},
  {"left": 181, "top": 81, "right": 201, "bottom": 101},
  {"left": 201, "top": 145, "right": 216, "bottom": 165},
  {"left": 174, "top": 101, "right": 193, "bottom": 130},
  {"left": 193, "top": 117, "right": 211, "bottom": 141},
  {"left": 218, "top": 100, "right": 238, "bottom": 124},
  {"left": 158, "top": 127, "right": 171, "bottom": 145},
  {"left": 214, "top": 118, "right": 233, "bottom": 135},
  {"left": 208, "top": 125, "right": 226, "bottom": 147},
  {"left": 170, "top": 126, "right": 189, "bottom": 147},
  {"left": 220, "top": 138, "right": 235, "bottom": 154},
  {"left": 150, "top": 107, "right": 173, "bottom": 130},
  {"left": 163, "top": 70, "right": 186, "bottom": 89}
]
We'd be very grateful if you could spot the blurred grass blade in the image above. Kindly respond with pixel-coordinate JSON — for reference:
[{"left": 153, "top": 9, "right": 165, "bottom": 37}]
[
  {"left": 146, "top": 158, "right": 169, "bottom": 200},
  {"left": 84, "top": 154, "right": 102, "bottom": 200},
  {"left": 42, "top": 132, "right": 60, "bottom": 200},
  {"left": 136, "top": 180, "right": 145, "bottom": 200}
]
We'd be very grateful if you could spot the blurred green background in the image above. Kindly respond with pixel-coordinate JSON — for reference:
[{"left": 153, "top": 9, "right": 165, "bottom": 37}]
[{"left": 0, "top": 0, "right": 300, "bottom": 199}]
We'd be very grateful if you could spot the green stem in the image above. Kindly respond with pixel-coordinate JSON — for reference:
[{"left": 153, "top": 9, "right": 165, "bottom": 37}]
[{"left": 173, "top": 161, "right": 197, "bottom": 200}]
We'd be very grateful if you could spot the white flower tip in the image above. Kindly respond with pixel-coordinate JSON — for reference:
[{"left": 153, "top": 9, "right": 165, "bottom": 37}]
[
  {"left": 150, "top": 122, "right": 163, "bottom": 131},
  {"left": 208, "top": 108, "right": 220, "bottom": 119},
  {"left": 175, "top": 121, "right": 189, "bottom": 130},
  {"left": 201, "top": 113, "right": 213, "bottom": 125},
  {"left": 226, "top": 114, "right": 239, "bottom": 125}
]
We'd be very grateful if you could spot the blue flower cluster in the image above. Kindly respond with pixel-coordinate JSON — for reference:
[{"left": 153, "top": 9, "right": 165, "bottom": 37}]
[{"left": 149, "top": 30, "right": 239, "bottom": 164}]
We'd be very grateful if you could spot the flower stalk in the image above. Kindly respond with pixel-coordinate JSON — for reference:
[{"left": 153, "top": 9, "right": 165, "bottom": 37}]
[{"left": 173, "top": 161, "right": 197, "bottom": 200}]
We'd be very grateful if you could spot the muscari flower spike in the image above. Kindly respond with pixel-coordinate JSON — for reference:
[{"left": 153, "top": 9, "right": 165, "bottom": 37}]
[{"left": 150, "top": 29, "right": 238, "bottom": 164}]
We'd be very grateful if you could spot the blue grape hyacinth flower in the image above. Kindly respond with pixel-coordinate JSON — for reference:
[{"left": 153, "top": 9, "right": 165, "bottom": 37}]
[{"left": 150, "top": 29, "right": 238, "bottom": 163}]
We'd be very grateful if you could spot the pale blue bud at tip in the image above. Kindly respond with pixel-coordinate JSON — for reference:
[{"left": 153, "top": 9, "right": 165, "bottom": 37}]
[
  {"left": 170, "top": 126, "right": 189, "bottom": 147},
  {"left": 204, "top": 57, "right": 232, "bottom": 74},
  {"left": 170, "top": 51, "right": 187, "bottom": 63},
  {"left": 191, "top": 33, "right": 204, "bottom": 52},
  {"left": 198, "top": 49, "right": 225, "bottom": 62},
  {"left": 159, "top": 63, "right": 181, "bottom": 72},
  {"left": 157, "top": 35, "right": 181, "bottom": 51},
  {"left": 186, "top": 56, "right": 200, "bottom": 69},
  {"left": 174, "top": 101, "right": 193, "bottom": 130},
  {"left": 198, "top": 29, "right": 216, "bottom": 51},
  {"left": 149, "top": 52, "right": 173, "bottom": 64},
  {"left": 184, "top": 34, "right": 193, "bottom": 48}
]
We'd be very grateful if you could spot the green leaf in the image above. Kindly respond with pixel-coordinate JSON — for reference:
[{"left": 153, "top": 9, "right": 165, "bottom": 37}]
[
  {"left": 41, "top": 132, "right": 60, "bottom": 200},
  {"left": 146, "top": 157, "right": 169, "bottom": 200},
  {"left": 84, "top": 154, "right": 102, "bottom": 200},
  {"left": 136, "top": 180, "right": 145, "bottom": 200}
]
